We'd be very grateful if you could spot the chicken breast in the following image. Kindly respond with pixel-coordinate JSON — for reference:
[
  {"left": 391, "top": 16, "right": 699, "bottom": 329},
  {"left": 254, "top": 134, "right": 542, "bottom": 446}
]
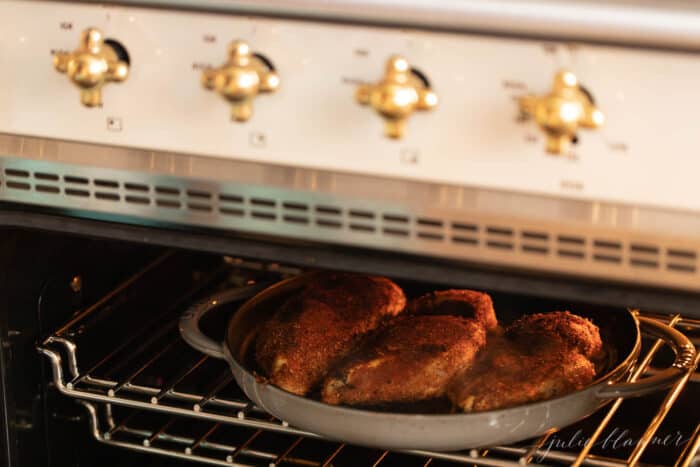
[
  {"left": 255, "top": 273, "right": 406, "bottom": 396},
  {"left": 322, "top": 315, "right": 486, "bottom": 406},
  {"left": 408, "top": 289, "right": 498, "bottom": 331},
  {"left": 448, "top": 311, "right": 602, "bottom": 412}
]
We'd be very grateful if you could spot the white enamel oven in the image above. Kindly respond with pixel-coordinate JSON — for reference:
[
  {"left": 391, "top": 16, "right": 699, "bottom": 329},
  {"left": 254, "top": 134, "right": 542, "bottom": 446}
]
[{"left": 0, "top": 1, "right": 699, "bottom": 466}]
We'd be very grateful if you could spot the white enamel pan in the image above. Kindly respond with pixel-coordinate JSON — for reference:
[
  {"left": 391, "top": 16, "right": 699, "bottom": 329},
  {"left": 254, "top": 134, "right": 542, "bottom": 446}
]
[{"left": 179, "top": 273, "right": 697, "bottom": 451}]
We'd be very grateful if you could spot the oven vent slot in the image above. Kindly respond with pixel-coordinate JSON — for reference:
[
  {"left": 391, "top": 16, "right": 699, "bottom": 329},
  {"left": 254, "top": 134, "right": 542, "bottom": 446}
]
[
  {"left": 65, "top": 188, "right": 90, "bottom": 197},
  {"left": 3, "top": 168, "right": 32, "bottom": 191},
  {"left": 520, "top": 230, "right": 549, "bottom": 255},
  {"left": 94, "top": 192, "right": 119, "bottom": 201},
  {"left": 124, "top": 182, "right": 149, "bottom": 192},
  {"left": 315, "top": 205, "right": 343, "bottom": 229},
  {"left": 34, "top": 171, "right": 60, "bottom": 194},
  {"left": 415, "top": 217, "right": 445, "bottom": 241},
  {"left": 347, "top": 209, "right": 376, "bottom": 233},
  {"left": 349, "top": 209, "right": 374, "bottom": 219},
  {"left": 666, "top": 248, "right": 697, "bottom": 273},
  {"left": 556, "top": 235, "right": 586, "bottom": 260},
  {"left": 382, "top": 213, "right": 410, "bottom": 237},
  {"left": 628, "top": 243, "right": 660, "bottom": 269},
  {"left": 183, "top": 189, "right": 213, "bottom": 214},
  {"left": 282, "top": 201, "right": 307, "bottom": 211},
  {"left": 450, "top": 222, "right": 479, "bottom": 246},
  {"left": 591, "top": 239, "right": 622, "bottom": 264},
  {"left": 4, "top": 168, "right": 29, "bottom": 178},
  {"left": 483, "top": 226, "right": 514, "bottom": 251},
  {"left": 248, "top": 197, "right": 276, "bottom": 221},
  {"left": 218, "top": 192, "right": 243, "bottom": 217},
  {"left": 93, "top": 176, "right": 121, "bottom": 202},
  {"left": 281, "top": 201, "right": 310, "bottom": 224},
  {"left": 94, "top": 179, "right": 119, "bottom": 188},
  {"left": 36, "top": 184, "right": 60, "bottom": 194},
  {"left": 64, "top": 175, "right": 89, "bottom": 185},
  {"left": 6, "top": 180, "right": 30, "bottom": 190}
]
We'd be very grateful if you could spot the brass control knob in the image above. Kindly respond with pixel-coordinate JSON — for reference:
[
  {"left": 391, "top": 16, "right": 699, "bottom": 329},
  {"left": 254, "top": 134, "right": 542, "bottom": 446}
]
[
  {"left": 202, "top": 40, "right": 280, "bottom": 122},
  {"left": 356, "top": 56, "right": 438, "bottom": 139},
  {"left": 53, "top": 28, "right": 129, "bottom": 107},
  {"left": 519, "top": 69, "right": 604, "bottom": 155}
]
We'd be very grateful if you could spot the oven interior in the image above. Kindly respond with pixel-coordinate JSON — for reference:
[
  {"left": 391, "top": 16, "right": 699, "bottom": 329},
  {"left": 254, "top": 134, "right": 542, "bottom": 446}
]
[{"left": 1, "top": 228, "right": 699, "bottom": 467}]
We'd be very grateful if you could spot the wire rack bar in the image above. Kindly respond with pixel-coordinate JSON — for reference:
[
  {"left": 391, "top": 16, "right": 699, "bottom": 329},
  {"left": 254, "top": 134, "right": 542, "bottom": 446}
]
[
  {"left": 81, "top": 402, "right": 283, "bottom": 466},
  {"left": 571, "top": 314, "right": 683, "bottom": 466},
  {"left": 321, "top": 443, "right": 345, "bottom": 467},
  {"left": 627, "top": 350, "right": 700, "bottom": 465},
  {"left": 675, "top": 423, "right": 700, "bottom": 467}
]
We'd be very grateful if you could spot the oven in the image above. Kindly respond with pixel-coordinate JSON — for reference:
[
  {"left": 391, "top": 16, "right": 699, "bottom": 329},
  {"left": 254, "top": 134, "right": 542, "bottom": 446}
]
[{"left": 1, "top": 1, "right": 699, "bottom": 466}]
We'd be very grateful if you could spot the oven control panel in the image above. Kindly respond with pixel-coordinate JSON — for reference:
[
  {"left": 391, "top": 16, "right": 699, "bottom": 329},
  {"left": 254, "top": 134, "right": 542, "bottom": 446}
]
[{"left": 1, "top": 1, "right": 700, "bottom": 212}]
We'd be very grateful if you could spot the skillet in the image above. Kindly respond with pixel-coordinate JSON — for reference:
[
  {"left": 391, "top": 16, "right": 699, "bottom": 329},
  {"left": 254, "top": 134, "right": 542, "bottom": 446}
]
[{"left": 180, "top": 273, "right": 697, "bottom": 451}]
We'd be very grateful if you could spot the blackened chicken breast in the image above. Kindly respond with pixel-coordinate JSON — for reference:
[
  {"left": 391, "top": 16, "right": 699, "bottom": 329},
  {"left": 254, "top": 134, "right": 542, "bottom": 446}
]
[
  {"left": 448, "top": 311, "right": 602, "bottom": 412},
  {"left": 322, "top": 314, "right": 486, "bottom": 406},
  {"left": 255, "top": 273, "right": 406, "bottom": 396}
]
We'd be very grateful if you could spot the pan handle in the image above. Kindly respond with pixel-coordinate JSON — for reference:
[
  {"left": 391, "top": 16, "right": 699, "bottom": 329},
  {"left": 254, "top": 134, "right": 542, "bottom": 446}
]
[
  {"left": 179, "top": 284, "right": 266, "bottom": 360},
  {"left": 596, "top": 316, "right": 697, "bottom": 399}
]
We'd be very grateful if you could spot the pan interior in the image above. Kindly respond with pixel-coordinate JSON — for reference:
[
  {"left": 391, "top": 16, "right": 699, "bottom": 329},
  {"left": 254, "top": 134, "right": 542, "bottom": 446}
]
[{"left": 226, "top": 273, "right": 638, "bottom": 414}]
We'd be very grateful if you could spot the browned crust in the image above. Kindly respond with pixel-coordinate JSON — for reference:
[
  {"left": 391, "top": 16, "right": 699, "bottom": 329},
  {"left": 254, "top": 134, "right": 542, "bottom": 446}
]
[
  {"left": 448, "top": 311, "right": 602, "bottom": 412},
  {"left": 506, "top": 310, "right": 603, "bottom": 358},
  {"left": 255, "top": 273, "right": 406, "bottom": 396},
  {"left": 408, "top": 289, "right": 498, "bottom": 331},
  {"left": 322, "top": 315, "right": 487, "bottom": 406},
  {"left": 447, "top": 338, "right": 596, "bottom": 412}
]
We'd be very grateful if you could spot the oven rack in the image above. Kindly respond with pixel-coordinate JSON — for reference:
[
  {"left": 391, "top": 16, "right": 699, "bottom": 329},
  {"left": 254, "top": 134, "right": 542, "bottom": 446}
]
[
  {"left": 37, "top": 258, "right": 700, "bottom": 467},
  {"left": 78, "top": 400, "right": 550, "bottom": 467},
  {"left": 74, "top": 389, "right": 700, "bottom": 467},
  {"left": 39, "top": 312, "right": 700, "bottom": 467}
]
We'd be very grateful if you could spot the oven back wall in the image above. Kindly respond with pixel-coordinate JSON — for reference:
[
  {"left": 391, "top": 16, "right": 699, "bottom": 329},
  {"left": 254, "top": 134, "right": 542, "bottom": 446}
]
[{"left": 0, "top": 231, "right": 162, "bottom": 467}]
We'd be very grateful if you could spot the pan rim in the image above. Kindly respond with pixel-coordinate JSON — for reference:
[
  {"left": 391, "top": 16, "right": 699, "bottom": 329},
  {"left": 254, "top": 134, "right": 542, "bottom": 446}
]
[{"left": 225, "top": 273, "right": 642, "bottom": 419}]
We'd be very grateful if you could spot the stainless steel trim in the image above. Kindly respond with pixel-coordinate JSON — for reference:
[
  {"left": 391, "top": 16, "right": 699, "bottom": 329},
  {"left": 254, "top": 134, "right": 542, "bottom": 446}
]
[
  {"left": 87, "top": 0, "right": 700, "bottom": 51},
  {"left": 2, "top": 133, "right": 700, "bottom": 292}
]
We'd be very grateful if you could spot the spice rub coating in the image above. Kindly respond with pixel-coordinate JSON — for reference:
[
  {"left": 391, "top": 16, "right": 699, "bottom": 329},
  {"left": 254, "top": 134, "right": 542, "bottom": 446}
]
[
  {"left": 408, "top": 289, "right": 498, "bottom": 331},
  {"left": 448, "top": 311, "right": 602, "bottom": 412},
  {"left": 255, "top": 273, "right": 406, "bottom": 396},
  {"left": 322, "top": 314, "right": 487, "bottom": 406}
]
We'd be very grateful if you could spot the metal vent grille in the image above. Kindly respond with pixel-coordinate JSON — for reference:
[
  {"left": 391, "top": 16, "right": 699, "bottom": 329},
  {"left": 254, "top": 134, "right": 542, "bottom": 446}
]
[{"left": 1, "top": 164, "right": 699, "bottom": 288}]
